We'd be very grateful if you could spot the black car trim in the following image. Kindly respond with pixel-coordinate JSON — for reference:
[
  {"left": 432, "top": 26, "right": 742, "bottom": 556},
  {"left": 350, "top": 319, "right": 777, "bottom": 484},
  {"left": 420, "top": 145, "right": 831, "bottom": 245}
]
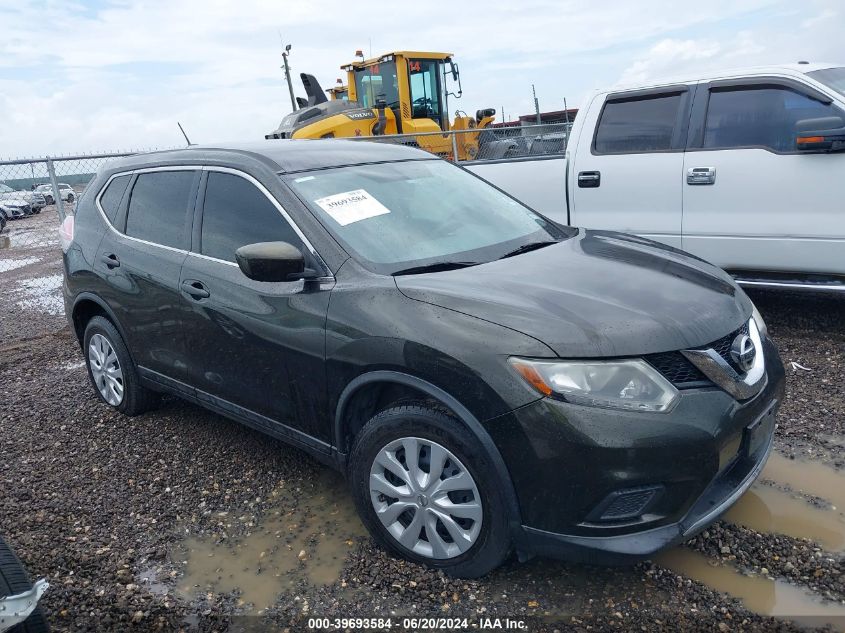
[
  {"left": 138, "top": 366, "right": 336, "bottom": 464},
  {"left": 95, "top": 165, "right": 331, "bottom": 275},
  {"left": 334, "top": 370, "right": 524, "bottom": 529}
]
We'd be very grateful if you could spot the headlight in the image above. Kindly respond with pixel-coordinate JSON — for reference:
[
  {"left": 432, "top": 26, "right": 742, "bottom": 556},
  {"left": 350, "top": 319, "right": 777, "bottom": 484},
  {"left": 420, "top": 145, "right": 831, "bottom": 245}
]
[
  {"left": 751, "top": 304, "right": 767, "bottom": 337},
  {"left": 509, "top": 357, "right": 680, "bottom": 413}
]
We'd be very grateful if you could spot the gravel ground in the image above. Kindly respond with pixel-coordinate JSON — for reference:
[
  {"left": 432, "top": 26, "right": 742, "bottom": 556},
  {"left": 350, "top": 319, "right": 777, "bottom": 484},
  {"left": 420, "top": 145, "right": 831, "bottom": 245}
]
[{"left": 1, "top": 272, "right": 844, "bottom": 631}]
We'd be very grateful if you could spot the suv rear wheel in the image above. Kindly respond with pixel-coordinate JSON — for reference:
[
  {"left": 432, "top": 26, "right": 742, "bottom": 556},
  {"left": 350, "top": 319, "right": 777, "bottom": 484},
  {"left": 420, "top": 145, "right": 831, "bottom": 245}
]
[
  {"left": 83, "top": 316, "right": 159, "bottom": 416},
  {"left": 349, "top": 404, "right": 510, "bottom": 578}
]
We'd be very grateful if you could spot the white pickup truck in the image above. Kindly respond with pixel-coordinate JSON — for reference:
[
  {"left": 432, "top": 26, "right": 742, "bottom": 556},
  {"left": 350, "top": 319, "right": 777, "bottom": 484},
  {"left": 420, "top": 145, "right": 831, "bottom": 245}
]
[{"left": 469, "top": 63, "right": 845, "bottom": 291}]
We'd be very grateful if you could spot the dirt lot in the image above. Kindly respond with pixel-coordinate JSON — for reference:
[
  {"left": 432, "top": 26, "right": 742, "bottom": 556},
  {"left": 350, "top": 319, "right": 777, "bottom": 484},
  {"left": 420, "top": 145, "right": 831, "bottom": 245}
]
[{"left": 1, "top": 212, "right": 844, "bottom": 631}]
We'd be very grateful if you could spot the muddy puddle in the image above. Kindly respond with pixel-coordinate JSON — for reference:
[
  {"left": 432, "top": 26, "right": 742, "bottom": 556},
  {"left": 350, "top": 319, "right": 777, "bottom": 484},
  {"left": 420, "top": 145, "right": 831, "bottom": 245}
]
[
  {"left": 655, "top": 548, "right": 845, "bottom": 630},
  {"left": 761, "top": 452, "right": 845, "bottom": 511},
  {"left": 725, "top": 484, "right": 845, "bottom": 551},
  {"left": 177, "top": 471, "right": 367, "bottom": 612}
]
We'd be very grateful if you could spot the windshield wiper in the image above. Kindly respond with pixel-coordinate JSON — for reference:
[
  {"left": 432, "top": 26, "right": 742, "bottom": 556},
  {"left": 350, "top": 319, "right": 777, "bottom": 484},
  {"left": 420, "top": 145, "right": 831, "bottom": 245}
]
[
  {"left": 498, "top": 240, "right": 558, "bottom": 260},
  {"left": 392, "top": 261, "right": 480, "bottom": 276}
]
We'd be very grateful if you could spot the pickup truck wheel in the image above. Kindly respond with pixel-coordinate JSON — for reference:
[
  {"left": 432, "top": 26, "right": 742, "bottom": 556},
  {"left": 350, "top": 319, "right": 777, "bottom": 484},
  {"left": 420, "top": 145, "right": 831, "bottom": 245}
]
[
  {"left": 0, "top": 536, "right": 50, "bottom": 633},
  {"left": 83, "top": 316, "right": 159, "bottom": 416},
  {"left": 349, "top": 404, "right": 510, "bottom": 578},
  {"left": 66, "top": 194, "right": 74, "bottom": 203}
]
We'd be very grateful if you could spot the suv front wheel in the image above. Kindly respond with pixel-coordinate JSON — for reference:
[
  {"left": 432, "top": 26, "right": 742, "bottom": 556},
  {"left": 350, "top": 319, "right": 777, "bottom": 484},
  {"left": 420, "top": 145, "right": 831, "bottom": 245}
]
[{"left": 349, "top": 404, "right": 510, "bottom": 578}]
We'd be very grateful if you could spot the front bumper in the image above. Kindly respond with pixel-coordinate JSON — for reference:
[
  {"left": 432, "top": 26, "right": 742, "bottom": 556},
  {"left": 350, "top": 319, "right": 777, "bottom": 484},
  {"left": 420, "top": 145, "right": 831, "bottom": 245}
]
[{"left": 488, "top": 336, "right": 785, "bottom": 564}]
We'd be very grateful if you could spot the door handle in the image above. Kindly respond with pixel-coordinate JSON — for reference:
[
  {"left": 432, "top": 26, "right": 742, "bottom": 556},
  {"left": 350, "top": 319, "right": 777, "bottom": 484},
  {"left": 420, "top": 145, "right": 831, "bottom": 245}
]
[
  {"left": 577, "top": 171, "right": 601, "bottom": 188},
  {"left": 100, "top": 253, "right": 120, "bottom": 268},
  {"left": 181, "top": 279, "right": 210, "bottom": 299},
  {"left": 687, "top": 167, "right": 716, "bottom": 185}
]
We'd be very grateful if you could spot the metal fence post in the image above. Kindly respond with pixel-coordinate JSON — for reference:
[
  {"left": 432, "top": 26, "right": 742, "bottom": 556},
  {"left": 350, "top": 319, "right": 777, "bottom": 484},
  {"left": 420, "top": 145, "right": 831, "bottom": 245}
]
[
  {"left": 45, "top": 157, "right": 65, "bottom": 221},
  {"left": 451, "top": 132, "right": 459, "bottom": 163}
]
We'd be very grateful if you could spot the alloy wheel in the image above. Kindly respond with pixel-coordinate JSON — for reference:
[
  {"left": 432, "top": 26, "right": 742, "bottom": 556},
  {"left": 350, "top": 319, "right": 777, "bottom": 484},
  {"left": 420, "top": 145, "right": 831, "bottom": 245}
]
[
  {"left": 369, "top": 437, "right": 483, "bottom": 560},
  {"left": 88, "top": 333, "right": 124, "bottom": 405}
]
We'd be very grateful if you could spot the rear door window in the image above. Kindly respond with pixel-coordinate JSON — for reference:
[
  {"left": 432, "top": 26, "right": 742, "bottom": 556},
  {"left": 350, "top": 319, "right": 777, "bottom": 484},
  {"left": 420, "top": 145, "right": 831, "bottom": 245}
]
[
  {"left": 703, "top": 86, "right": 840, "bottom": 152},
  {"left": 98, "top": 175, "right": 131, "bottom": 223},
  {"left": 125, "top": 171, "right": 196, "bottom": 249},
  {"left": 200, "top": 171, "right": 303, "bottom": 263},
  {"left": 594, "top": 93, "right": 683, "bottom": 153}
]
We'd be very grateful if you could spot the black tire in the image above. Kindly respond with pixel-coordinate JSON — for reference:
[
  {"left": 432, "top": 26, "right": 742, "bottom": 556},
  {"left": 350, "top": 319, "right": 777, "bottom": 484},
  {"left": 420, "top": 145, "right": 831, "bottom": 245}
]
[
  {"left": 349, "top": 404, "right": 511, "bottom": 578},
  {"left": 46, "top": 196, "right": 54, "bottom": 205},
  {"left": 66, "top": 194, "right": 74, "bottom": 203},
  {"left": 83, "top": 315, "right": 159, "bottom": 416},
  {"left": 0, "top": 535, "right": 50, "bottom": 633}
]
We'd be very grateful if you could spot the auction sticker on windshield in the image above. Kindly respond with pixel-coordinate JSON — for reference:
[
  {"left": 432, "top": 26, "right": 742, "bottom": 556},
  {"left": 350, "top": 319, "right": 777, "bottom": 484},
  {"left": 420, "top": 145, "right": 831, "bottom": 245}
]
[{"left": 314, "top": 189, "right": 390, "bottom": 226}]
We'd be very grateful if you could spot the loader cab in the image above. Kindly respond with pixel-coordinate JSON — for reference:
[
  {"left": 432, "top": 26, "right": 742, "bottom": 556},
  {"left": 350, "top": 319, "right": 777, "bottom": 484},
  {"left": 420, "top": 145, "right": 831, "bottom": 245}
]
[{"left": 345, "top": 51, "right": 453, "bottom": 135}]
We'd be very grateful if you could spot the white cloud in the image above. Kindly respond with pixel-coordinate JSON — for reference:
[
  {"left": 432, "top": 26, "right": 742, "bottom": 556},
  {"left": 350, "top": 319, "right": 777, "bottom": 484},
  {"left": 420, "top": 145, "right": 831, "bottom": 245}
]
[{"left": 0, "top": 0, "right": 842, "bottom": 158}]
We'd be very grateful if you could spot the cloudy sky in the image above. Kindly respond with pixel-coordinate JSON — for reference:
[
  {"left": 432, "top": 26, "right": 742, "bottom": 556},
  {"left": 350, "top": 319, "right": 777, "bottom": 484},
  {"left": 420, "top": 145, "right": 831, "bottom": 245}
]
[{"left": 0, "top": 0, "right": 842, "bottom": 158}]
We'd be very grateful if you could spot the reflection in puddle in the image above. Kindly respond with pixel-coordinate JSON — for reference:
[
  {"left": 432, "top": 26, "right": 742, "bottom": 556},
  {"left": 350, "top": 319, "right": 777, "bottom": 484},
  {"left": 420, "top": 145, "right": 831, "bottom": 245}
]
[
  {"left": 655, "top": 548, "right": 845, "bottom": 630},
  {"left": 725, "top": 484, "right": 845, "bottom": 551},
  {"left": 178, "top": 472, "right": 366, "bottom": 611},
  {"left": 763, "top": 453, "right": 845, "bottom": 510}
]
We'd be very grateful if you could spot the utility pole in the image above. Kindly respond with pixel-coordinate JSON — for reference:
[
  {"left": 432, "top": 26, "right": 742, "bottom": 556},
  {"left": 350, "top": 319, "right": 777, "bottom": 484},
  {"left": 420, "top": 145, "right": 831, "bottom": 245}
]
[
  {"left": 282, "top": 44, "right": 296, "bottom": 112},
  {"left": 532, "top": 84, "right": 541, "bottom": 125},
  {"left": 563, "top": 97, "right": 569, "bottom": 125}
]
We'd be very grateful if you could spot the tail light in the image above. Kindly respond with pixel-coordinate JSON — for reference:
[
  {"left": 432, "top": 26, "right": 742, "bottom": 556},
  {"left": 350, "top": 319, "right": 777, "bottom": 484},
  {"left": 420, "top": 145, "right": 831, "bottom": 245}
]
[{"left": 59, "top": 215, "right": 74, "bottom": 252}]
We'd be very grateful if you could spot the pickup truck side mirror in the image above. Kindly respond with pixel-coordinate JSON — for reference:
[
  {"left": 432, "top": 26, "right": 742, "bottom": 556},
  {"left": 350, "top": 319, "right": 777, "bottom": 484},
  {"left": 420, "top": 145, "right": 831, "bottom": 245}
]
[
  {"left": 234, "top": 241, "right": 317, "bottom": 282},
  {"left": 795, "top": 116, "right": 845, "bottom": 151}
]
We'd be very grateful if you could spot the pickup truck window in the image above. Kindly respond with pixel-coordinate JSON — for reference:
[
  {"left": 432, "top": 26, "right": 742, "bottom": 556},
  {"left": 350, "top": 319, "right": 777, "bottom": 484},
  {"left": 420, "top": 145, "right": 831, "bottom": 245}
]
[
  {"left": 703, "top": 86, "right": 839, "bottom": 153},
  {"left": 808, "top": 67, "right": 845, "bottom": 98},
  {"left": 594, "top": 94, "right": 682, "bottom": 154}
]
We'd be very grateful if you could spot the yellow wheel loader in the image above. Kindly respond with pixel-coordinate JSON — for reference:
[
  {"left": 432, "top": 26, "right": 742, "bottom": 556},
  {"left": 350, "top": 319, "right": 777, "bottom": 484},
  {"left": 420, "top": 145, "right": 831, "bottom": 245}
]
[{"left": 266, "top": 51, "right": 513, "bottom": 161}]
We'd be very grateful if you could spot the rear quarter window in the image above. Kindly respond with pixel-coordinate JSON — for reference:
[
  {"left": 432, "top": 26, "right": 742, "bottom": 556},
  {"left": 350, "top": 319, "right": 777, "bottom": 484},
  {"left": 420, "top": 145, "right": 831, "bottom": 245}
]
[{"left": 98, "top": 175, "right": 132, "bottom": 223}]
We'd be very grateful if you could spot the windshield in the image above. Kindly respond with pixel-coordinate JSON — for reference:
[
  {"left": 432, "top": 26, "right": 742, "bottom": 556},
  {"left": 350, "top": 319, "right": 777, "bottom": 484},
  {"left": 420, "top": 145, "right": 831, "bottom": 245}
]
[
  {"left": 808, "top": 67, "right": 845, "bottom": 98},
  {"left": 285, "top": 160, "right": 570, "bottom": 274},
  {"left": 0, "top": 184, "right": 12, "bottom": 193},
  {"left": 353, "top": 61, "right": 399, "bottom": 108}
]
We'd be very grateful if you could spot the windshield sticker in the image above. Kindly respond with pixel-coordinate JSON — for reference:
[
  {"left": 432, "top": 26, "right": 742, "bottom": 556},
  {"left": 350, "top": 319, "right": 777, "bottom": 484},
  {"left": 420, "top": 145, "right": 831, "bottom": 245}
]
[{"left": 314, "top": 189, "right": 390, "bottom": 226}]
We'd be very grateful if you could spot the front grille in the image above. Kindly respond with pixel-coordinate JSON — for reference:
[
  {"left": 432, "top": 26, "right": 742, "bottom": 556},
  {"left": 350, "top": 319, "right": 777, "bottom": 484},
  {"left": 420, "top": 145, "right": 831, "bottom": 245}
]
[
  {"left": 645, "top": 351, "right": 707, "bottom": 387},
  {"left": 645, "top": 322, "right": 749, "bottom": 389},
  {"left": 711, "top": 322, "right": 749, "bottom": 372}
]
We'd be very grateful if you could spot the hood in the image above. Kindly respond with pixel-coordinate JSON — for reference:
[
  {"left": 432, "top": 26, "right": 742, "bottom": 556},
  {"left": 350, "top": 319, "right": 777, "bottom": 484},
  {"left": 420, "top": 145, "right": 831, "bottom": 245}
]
[{"left": 395, "top": 230, "right": 752, "bottom": 357}]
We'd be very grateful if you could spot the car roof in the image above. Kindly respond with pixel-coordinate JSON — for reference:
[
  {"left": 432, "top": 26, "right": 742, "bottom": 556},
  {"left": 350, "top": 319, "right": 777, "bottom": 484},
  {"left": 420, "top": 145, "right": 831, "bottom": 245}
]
[
  {"left": 603, "top": 62, "right": 843, "bottom": 94},
  {"left": 103, "top": 139, "right": 434, "bottom": 175}
]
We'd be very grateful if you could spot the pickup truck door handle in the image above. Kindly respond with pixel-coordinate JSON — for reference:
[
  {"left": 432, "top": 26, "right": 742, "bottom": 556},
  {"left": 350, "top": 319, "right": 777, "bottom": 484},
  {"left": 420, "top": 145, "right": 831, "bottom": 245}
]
[
  {"left": 687, "top": 167, "right": 716, "bottom": 185},
  {"left": 100, "top": 253, "right": 120, "bottom": 268},
  {"left": 181, "top": 279, "right": 210, "bottom": 299},
  {"left": 577, "top": 171, "right": 601, "bottom": 188}
]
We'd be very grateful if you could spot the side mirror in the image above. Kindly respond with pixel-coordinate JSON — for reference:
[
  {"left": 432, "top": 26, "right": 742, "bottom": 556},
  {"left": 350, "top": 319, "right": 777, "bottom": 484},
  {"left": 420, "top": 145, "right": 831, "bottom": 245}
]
[
  {"left": 796, "top": 116, "right": 845, "bottom": 151},
  {"left": 450, "top": 61, "right": 459, "bottom": 82},
  {"left": 234, "top": 241, "right": 317, "bottom": 282}
]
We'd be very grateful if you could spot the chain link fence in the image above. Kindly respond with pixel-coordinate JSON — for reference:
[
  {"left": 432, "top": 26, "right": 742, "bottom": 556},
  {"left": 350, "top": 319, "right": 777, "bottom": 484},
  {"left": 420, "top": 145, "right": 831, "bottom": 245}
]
[
  {"left": 0, "top": 153, "right": 134, "bottom": 343},
  {"left": 346, "top": 122, "right": 571, "bottom": 161}
]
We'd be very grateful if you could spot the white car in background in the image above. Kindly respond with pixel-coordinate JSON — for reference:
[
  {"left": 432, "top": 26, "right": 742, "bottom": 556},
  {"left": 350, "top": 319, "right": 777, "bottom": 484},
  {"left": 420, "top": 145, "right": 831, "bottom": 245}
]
[
  {"left": 35, "top": 182, "right": 76, "bottom": 204},
  {"left": 0, "top": 183, "right": 34, "bottom": 216}
]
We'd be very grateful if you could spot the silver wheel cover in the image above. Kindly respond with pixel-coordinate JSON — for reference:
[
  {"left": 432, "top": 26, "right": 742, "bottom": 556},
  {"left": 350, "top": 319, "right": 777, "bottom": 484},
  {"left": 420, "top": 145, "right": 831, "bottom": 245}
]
[
  {"left": 88, "top": 333, "right": 124, "bottom": 406},
  {"left": 369, "top": 436, "right": 483, "bottom": 560}
]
